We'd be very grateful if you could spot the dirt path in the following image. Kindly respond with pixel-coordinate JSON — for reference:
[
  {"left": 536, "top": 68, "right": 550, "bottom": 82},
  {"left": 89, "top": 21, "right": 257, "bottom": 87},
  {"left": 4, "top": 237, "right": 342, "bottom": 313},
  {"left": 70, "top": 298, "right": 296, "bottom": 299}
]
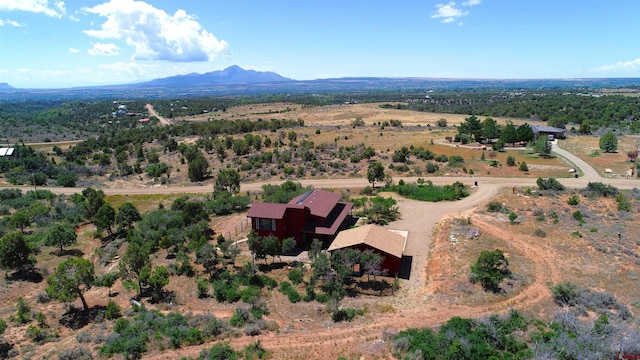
[
  {"left": 145, "top": 103, "right": 172, "bottom": 126},
  {"left": 3, "top": 175, "right": 637, "bottom": 197}
]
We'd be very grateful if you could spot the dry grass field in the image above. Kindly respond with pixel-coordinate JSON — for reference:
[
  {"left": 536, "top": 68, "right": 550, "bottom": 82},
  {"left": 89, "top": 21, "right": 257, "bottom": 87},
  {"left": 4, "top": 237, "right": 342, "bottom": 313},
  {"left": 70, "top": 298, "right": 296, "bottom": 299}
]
[{"left": 99, "top": 102, "right": 575, "bottom": 189}]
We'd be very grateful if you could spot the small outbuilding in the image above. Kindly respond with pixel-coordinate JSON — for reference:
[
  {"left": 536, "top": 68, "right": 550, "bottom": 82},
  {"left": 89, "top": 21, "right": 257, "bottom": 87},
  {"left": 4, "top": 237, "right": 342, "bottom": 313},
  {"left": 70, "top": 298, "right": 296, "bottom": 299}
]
[{"left": 327, "top": 224, "right": 408, "bottom": 276}]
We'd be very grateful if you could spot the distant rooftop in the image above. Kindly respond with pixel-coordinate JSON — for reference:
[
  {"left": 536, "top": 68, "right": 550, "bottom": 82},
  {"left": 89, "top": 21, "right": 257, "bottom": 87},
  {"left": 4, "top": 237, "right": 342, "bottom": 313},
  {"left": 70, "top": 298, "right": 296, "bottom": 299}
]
[{"left": 0, "top": 148, "right": 14, "bottom": 157}]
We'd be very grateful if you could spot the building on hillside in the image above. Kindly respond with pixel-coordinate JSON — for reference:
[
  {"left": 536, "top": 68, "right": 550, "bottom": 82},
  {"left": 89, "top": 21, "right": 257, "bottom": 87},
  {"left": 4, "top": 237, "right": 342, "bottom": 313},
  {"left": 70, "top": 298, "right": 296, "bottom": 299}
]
[
  {"left": 247, "top": 189, "right": 355, "bottom": 247},
  {"left": 327, "top": 224, "right": 408, "bottom": 276},
  {"left": 531, "top": 125, "right": 566, "bottom": 140}
]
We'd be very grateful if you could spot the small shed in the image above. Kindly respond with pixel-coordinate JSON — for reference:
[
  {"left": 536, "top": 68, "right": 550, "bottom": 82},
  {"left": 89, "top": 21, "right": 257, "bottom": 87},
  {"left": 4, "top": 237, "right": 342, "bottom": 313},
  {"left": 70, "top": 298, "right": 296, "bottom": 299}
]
[{"left": 327, "top": 224, "right": 408, "bottom": 276}]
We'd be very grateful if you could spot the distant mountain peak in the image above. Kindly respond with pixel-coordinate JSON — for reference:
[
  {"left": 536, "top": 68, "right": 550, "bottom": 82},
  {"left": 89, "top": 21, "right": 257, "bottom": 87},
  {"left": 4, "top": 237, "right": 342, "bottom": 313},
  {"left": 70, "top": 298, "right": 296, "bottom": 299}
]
[
  {"left": 136, "top": 65, "right": 293, "bottom": 88},
  {"left": 0, "top": 83, "right": 15, "bottom": 90}
]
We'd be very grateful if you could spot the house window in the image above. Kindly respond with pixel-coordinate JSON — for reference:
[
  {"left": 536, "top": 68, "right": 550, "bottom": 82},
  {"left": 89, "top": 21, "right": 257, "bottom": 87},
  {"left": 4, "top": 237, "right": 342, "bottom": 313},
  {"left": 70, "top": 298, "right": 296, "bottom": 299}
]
[{"left": 256, "top": 218, "right": 275, "bottom": 231}]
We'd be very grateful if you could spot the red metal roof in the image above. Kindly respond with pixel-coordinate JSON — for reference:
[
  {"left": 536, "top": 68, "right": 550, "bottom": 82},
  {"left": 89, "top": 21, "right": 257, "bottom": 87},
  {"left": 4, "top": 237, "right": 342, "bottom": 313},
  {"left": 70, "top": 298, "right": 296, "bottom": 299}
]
[
  {"left": 304, "top": 202, "right": 353, "bottom": 236},
  {"left": 289, "top": 189, "right": 341, "bottom": 219},
  {"left": 246, "top": 202, "right": 292, "bottom": 219}
]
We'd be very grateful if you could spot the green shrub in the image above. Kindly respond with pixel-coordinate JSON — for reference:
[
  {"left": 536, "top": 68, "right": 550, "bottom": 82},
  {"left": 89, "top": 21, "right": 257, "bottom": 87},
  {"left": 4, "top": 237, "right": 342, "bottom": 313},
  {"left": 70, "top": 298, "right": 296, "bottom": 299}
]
[
  {"left": 244, "top": 340, "right": 268, "bottom": 360},
  {"left": 567, "top": 194, "right": 580, "bottom": 205},
  {"left": 448, "top": 155, "right": 464, "bottom": 166},
  {"left": 198, "top": 343, "right": 237, "bottom": 360},
  {"left": 615, "top": 194, "right": 632, "bottom": 212},
  {"left": 534, "top": 229, "right": 546, "bottom": 238},
  {"left": 197, "top": 279, "right": 209, "bottom": 299},
  {"left": 287, "top": 269, "right": 304, "bottom": 285},
  {"left": 145, "top": 162, "right": 169, "bottom": 178},
  {"left": 537, "top": 177, "right": 564, "bottom": 191},
  {"left": 105, "top": 300, "right": 122, "bottom": 320},
  {"left": 249, "top": 302, "right": 269, "bottom": 320},
  {"left": 388, "top": 181, "right": 469, "bottom": 202},
  {"left": 487, "top": 201, "right": 504, "bottom": 213},
  {"left": 303, "top": 285, "right": 316, "bottom": 302},
  {"left": 506, "top": 156, "right": 516, "bottom": 166},
  {"left": 572, "top": 210, "right": 583, "bottom": 221},
  {"left": 240, "top": 286, "right": 261, "bottom": 304},
  {"left": 26, "top": 325, "right": 45, "bottom": 342},
  {"left": 15, "top": 297, "right": 31, "bottom": 324},
  {"left": 581, "top": 182, "right": 618, "bottom": 197},
  {"left": 287, "top": 290, "right": 301, "bottom": 303},
  {"left": 213, "top": 279, "right": 241, "bottom": 303},
  {"left": 229, "top": 308, "right": 250, "bottom": 327},
  {"left": 434, "top": 154, "right": 448, "bottom": 163},
  {"left": 0, "top": 319, "right": 6, "bottom": 334}
]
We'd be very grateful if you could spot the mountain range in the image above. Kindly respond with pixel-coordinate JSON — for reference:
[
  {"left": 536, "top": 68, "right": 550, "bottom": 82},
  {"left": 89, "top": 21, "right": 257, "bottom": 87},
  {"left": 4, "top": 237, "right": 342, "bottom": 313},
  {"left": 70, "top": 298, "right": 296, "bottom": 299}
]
[
  {"left": 134, "top": 65, "right": 292, "bottom": 88},
  {"left": 2, "top": 66, "right": 640, "bottom": 100}
]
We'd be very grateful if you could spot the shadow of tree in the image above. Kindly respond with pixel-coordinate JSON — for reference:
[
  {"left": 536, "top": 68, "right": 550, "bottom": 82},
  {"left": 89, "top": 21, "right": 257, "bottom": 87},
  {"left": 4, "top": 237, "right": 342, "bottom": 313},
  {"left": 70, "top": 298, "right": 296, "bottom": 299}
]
[
  {"left": 52, "top": 249, "right": 84, "bottom": 257},
  {"left": 357, "top": 279, "right": 392, "bottom": 296},
  {"left": 59, "top": 305, "right": 106, "bottom": 330},
  {"left": 7, "top": 268, "right": 43, "bottom": 283}
]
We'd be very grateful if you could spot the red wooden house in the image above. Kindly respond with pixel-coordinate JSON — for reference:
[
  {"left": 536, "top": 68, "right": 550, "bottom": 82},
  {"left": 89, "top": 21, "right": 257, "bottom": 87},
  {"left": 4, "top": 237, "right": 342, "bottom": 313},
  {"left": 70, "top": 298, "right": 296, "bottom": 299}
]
[{"left": 247, "top": 189, "right": 354, "bottom": 246}]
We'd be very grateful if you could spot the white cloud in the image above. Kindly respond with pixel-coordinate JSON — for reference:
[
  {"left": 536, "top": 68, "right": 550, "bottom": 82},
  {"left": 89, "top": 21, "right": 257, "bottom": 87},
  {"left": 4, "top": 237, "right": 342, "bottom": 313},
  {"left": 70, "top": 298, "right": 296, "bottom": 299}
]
[
  {"left": 462, "top": 0, "right": 481, "bottom": 6},
  {"left": 88, "top": 42, "right": 120, "bottom": 56},
  {"left": 592, "top": 58, "right": 640, "bottom": 74},
  {"left": 432, "top": 2, "right": 468, "bottom": 23},
  {"left": 83, "top": 0, "right": 229, "bottom": 62},
  {"left": 0, "top": 18, "right": 21, "bottom": 26},
  {"left": 69, "top": 47, "right": 79, "bottom": 53},
  {"left": 0, "top": 0, "right": 66, "bottom": 18}
]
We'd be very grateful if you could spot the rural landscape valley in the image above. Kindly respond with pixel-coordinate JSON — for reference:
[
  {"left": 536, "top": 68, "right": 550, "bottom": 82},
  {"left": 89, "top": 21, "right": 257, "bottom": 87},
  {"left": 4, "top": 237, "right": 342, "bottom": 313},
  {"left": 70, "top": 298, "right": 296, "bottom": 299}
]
[
  {"left": 4, "top": 0, "right": 640, "bottom": 358},
  {"left": 0, "top": 84, "right": 640, "bottom": 360}
]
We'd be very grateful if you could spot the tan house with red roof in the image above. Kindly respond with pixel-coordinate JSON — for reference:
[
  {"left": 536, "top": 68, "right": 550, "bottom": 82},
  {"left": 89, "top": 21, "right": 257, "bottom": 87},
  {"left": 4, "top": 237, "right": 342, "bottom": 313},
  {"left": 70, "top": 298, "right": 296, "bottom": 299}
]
[
  {"left": 247, "top": 189, "right": 354, "bottom": 246},
  {"left": 327, "top": 224, "right": 408, "bottom": 275}
]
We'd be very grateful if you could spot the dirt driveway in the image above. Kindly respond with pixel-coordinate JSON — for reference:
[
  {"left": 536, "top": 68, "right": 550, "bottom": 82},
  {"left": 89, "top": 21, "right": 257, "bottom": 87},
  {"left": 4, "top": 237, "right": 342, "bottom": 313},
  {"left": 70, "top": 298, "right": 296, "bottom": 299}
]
[
  {"left": 145, "top": 103, "right": 172, "bottom": 126},
  {"left": 386, "top": 184, "right": 502, "bottom": 305}
]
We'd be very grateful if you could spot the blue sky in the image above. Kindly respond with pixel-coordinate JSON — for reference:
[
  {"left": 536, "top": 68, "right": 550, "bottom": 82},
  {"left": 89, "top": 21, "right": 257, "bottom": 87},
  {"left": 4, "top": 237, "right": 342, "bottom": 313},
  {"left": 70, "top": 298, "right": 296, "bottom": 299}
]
[{"left": 0, "top": 0, "right": 639, "bottom": 88}]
